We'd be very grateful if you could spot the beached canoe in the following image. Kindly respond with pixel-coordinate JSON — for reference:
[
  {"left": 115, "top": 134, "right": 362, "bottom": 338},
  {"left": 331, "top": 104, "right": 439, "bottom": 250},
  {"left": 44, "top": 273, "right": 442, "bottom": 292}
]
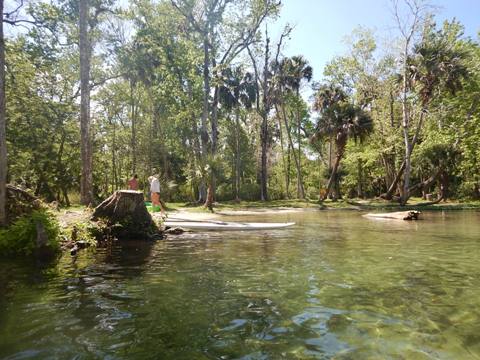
[{"left": 164, "top": 220, "right": 295, "bottom": 231}]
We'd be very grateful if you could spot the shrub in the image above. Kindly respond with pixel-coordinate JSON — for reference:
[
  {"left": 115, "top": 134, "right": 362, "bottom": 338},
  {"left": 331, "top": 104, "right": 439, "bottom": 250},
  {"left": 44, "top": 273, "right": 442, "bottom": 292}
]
[{"left": 0, "top": 210, "right": 60, "bottom": 256}]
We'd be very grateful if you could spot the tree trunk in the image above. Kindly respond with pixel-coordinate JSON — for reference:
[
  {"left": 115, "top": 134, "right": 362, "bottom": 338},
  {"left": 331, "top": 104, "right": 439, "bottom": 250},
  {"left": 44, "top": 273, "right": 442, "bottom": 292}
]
[
  {"left": 381, "top": 154, "right": 395, "bottom": 192},
  {"left": 401, "top": 142, "right": 412, "bottom": 205},
  {"left": 205, "top": 80, "right": 218, "bottom": 210},
  {"left": 211, "top": 83, "right": 219, "bottom": 154},
  {"left": 111, "top": 120, "right": 118, "bottom": 191},
  {"left": 322, "top": 137, "right": 346, "bottom": 201},
  {"left": 197, "top": 36, "right": 210, "bottom": 207},
  {"left": 287, "top": 142, "right": 291, "bottom": 197},
  {"left": 79, "top": 0, "right": 93, "bottom": 206},
  {"left": 260, "top": 113, "right": 268, "bottom": 201},
  {"left": 357, "top": 159, "right": 363, "bottom": 198},
  {"left": 399, "top": 36, "right": 411, "bottom": 207},
  {"left": 296, "top": 89, "right": 305, "bottom": 199},
  {"left": 439, "top": 171, "right": 448, "bottom": 201},
  {"left": 204, "top": 79, "right": 219, "bottom": 208},
  {"left": 201, "top": 36, "right": 216, "bottom": 209},
  {"left": 235, "top": 109, "right": 241, "bottom": 201},
  {"left": 260, "top": 35, "right": 270, "bottom": 202},
  {"left": 401, "top": 110, "right": 426, "bottom": 205},
  {"left": 92, "top": 190, "right": 153, "bottom": 229},
  {"left": 409, "top": 168, "right": 441, "bottom": 194},
  {"left": 328, "top": 136, "right": 333, "bottom": 171},
  {"left": 247, "top": 40, "right": 268, "bottom": 201},
  {"left": 198, "top": 181, "right": 207, "bottom": 204},
  {"left": 205, "top": 183, "right": 214, "bottom": 211},
  {"left": 323, "top": 153, "right": 342, "bottom": 201},
  {"left": 130, "top": 79, "right": 137, "bottom": 174},
  {"left": 62, "top": 186, "right": 70, "bottom": 207},
  {"left": 201, "top": 37, "right": 210, "bottom": 155},
  {"left": 0, "top": 0, "right": 7, "bottom": 226},
  {"left": 187, "top": 81, "right": 205, "bottom": 204},
  {"left": 382, "top": 160, "right": 406, "bottom": 200},
  {"left": 274, "top": 105, "right": 289, "bottom": 198},
  {"left": 282, "top": 107, "right": 303, "bottom": 199}
]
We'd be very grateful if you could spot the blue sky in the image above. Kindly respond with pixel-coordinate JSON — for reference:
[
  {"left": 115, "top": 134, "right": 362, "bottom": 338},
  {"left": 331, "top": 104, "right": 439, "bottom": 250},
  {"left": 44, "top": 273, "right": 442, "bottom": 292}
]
[{"left": 269, "top": 0, "right": 480, "bottom": 82}]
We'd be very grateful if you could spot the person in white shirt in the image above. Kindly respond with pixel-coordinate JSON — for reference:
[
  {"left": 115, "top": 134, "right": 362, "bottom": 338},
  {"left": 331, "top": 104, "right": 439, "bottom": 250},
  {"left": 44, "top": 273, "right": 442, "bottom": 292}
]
[{"left": 148, "top": 174, "right": 165, "bottom": 214}]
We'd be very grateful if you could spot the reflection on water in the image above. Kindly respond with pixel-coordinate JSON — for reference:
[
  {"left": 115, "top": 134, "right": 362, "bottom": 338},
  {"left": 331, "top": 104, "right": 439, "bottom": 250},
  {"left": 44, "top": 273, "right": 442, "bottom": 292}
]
[{"left": 1, "top": 211, "right": 480, "bottom": 359}]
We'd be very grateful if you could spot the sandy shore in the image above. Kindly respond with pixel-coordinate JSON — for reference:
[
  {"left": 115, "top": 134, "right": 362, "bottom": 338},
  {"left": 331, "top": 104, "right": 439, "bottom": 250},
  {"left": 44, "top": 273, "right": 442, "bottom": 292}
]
[
  {"left": 57, "top": 206, "right": 318, "bottom": 227},
  {"left": 152, "top": 207, "right": 317, "bottom": 222}
]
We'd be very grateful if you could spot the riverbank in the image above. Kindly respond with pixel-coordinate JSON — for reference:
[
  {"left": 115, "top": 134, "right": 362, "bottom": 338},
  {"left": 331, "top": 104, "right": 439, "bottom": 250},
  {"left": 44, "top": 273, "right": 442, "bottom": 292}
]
[
  {"left": 166, "top": 198, "right": 480, "bottom": 213},
  {"left": 55, "top": 198, "right": 480, "bottom": 230}
]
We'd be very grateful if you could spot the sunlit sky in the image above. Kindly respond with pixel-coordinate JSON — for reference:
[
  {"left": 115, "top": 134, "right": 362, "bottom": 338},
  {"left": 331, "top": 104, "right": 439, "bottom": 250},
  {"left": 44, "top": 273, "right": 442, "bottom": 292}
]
[
  {"left": 6, "top": 0, "right": 478, "bottom": 85},
  {"left": 270, "top": 0, "right": 480, "bottom": 83}
]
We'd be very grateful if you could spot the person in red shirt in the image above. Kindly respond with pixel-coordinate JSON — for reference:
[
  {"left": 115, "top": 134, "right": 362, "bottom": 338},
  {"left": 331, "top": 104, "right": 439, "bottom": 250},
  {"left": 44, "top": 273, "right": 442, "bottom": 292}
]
[{"left": 127, "top": 174, "right": 139, "bottom": 190}]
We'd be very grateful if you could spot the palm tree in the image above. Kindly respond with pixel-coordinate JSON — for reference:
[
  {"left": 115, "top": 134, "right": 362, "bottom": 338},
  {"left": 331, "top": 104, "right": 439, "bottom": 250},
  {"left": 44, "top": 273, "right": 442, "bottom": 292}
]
[
  {"left": 312, "top": 84, "right": 373, "bottom": 201},
  {"left": 281, "top": 56, "right": 312, "bottom": 199},
  {"left": 272, "top": 56, "right": 312, "bottom": 199},
  {"left": 218, "top": 67, "right": 257, "bottom": 201},
  {"left": 399, "top": 22, "right": 468, "bottom": 205}
]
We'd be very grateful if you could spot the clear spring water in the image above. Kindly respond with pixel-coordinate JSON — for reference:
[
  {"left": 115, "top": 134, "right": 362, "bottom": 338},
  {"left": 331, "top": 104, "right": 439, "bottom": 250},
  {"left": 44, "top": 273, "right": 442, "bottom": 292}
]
[{"left": 1, "top": 210, "right": 479, "bottom": 359}]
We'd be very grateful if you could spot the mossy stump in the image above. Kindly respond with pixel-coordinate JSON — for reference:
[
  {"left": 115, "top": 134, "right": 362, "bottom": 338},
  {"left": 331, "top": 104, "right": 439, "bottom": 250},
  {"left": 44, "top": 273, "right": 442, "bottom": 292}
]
[{"left": 91, "top": 190, "right": 159, "bottom": 239}]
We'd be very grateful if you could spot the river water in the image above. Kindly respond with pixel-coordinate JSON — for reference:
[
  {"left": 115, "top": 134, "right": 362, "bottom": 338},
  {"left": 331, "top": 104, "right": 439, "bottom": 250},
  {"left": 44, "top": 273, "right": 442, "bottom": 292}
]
[{"left": 0, "top": 210, "right": 479, "bottom": 359}]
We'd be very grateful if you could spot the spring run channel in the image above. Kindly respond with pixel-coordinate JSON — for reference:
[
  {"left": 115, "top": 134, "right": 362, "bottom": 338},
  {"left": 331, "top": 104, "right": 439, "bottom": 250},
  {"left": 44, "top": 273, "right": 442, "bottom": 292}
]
[{"left": 1, "top": 210, "right": 479, "bottom": 359}]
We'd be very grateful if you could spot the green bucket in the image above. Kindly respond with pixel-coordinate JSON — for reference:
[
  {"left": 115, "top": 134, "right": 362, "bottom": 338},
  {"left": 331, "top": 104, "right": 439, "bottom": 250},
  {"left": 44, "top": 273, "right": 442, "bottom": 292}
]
[{"left": 145, "top": 202, "right": 161, "bottom": 212}]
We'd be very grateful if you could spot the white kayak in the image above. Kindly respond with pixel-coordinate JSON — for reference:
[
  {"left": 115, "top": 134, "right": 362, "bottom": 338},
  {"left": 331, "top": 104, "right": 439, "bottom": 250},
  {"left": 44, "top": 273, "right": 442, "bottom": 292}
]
[{"left": 164, "top": 220, "right": 295, "bottom": 231}]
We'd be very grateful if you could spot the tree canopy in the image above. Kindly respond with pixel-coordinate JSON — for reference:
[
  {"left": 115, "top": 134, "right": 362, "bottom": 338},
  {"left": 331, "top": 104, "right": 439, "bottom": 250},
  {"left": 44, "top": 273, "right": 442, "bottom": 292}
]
[{"left": 1, "top": 0, "right": 480, "bottom": 218}]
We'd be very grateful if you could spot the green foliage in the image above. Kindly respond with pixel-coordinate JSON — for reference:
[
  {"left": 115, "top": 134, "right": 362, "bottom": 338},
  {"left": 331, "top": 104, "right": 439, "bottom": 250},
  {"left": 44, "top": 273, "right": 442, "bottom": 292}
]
[
  {"left": 0, "top": 210, "right": 60, "bottom": 256},
  {"left": 3, "top": 1, "right": 480, "bottom": 207},
  {"left": 63, "top": 222, "right": 103, "bottom": 246}
]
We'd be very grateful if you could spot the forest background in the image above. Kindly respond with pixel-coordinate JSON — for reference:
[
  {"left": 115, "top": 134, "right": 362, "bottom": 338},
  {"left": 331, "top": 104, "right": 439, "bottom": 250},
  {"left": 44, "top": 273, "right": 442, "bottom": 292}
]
[{"left": 1, "top": 0, "right": 479, "bottom": 225}]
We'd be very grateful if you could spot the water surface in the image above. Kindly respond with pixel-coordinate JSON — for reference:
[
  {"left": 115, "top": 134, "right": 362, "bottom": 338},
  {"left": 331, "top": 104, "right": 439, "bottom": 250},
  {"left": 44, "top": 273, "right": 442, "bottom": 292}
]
[{"left": 1, "top": 210, "right": 480, "bottom": 359}]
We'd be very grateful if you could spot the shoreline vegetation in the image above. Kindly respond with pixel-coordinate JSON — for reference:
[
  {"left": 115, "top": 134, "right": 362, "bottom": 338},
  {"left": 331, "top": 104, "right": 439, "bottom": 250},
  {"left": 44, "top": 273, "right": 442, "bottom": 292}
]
[
  {"left": 57, "top": 197, "right": 480, "bottom": 229},
  {"left": 165, "top": 199, "right": 480, "bottom": 212},
  {"left": 2, "top": 194, "right": 478, "bottom": 258},
  {"left": 48, "top": 197, "right": 479, "bottom": 255},
  {"left": 2, "top": 1, "right": 480, "bottom": 229},
  {"left": 1, "top": 0, "right": 480, "bottom": 259}
]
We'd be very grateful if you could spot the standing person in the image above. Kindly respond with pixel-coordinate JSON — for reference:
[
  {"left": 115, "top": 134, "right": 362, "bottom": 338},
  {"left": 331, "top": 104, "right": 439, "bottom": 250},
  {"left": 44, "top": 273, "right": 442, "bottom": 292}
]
[
  {"left": 148, "top": 174, "right": 166, "bottom": 215},
  {"left": 127, "top": 174, "right": 139, "bottom": 190}
]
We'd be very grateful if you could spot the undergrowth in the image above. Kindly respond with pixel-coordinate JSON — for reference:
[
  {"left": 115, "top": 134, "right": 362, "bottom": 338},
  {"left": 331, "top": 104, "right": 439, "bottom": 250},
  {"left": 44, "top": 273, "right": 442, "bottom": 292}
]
[{"left": 0, "top": 210, "right": 60, "bottom": 256}]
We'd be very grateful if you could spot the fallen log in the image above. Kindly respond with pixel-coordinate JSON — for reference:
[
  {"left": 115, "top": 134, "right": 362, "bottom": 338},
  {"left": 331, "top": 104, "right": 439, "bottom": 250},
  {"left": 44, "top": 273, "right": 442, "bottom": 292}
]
[{"left": 363, "top": 210, "right": 421, "bottom": 221}]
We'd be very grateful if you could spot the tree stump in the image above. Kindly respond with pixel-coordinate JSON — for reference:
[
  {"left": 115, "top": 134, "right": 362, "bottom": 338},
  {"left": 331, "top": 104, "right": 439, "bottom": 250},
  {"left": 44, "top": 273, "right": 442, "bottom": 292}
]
[{"left": 91, "top": 191, "right": 157, "bottom": 238}]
